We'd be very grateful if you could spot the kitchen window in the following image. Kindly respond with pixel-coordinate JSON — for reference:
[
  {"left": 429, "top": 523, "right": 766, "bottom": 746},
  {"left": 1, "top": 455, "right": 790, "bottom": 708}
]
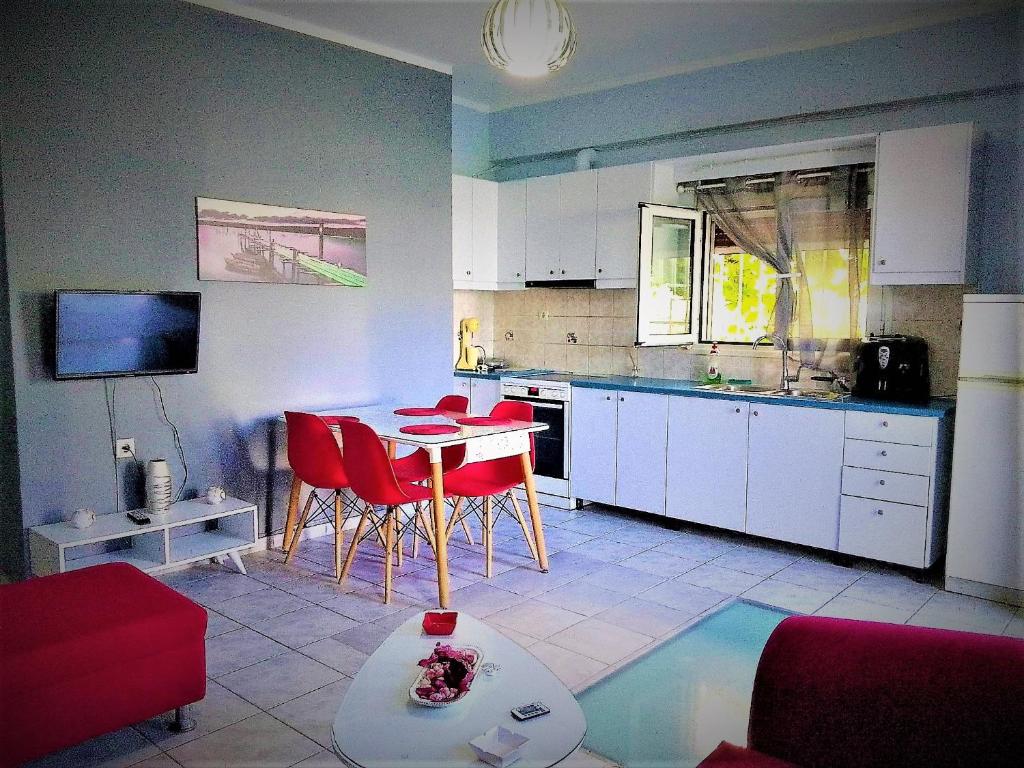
[{"left": 637, "top": 164, "right": 872, "bottom": 349}]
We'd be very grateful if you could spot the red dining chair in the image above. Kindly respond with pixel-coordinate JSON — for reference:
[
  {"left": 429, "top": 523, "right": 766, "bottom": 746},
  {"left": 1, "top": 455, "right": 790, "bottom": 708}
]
[
  {"left": 441, "top": 400, "right": 540, "bottom": 577},
  {"left": 391, "top": 393, "right": 474, "bottom": 546},
  {"left": 283, "top": 412, "right": 364, "bottom": 579},
  {"left": 336, "top": 420, "right": 452, "bottom": 604}
]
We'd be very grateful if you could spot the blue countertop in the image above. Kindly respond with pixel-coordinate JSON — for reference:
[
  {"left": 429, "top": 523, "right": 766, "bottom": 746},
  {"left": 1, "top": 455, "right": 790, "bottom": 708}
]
[
  {"left": 454, "top": 369, "right": 954, "bottom": 417},
  {"left": 569, "top": 375, "right": 955, "bottom": 418}
]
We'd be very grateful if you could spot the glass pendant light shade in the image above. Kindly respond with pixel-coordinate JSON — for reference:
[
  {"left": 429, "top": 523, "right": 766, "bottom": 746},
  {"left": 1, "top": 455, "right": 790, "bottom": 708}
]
[{"left": 481, "top": 0, "right": 578, "bottom": 77}]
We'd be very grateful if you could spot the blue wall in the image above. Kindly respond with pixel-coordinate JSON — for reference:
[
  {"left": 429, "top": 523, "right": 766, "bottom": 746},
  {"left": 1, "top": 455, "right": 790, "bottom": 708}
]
[
  {"left": 453, "top": 103, "right": 492, "bottom": 177},
  {"left": 0, "top": 0, "right": 454, "bottom": 577},
  {"left": 485, "top": 8, "right": 1023, "bottom": 293}
]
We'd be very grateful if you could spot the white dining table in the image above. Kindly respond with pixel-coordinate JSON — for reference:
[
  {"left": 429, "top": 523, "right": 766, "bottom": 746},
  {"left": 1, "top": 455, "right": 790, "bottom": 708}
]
[{"left": 281, "top": 404, "right": 549, "bottom": 608}]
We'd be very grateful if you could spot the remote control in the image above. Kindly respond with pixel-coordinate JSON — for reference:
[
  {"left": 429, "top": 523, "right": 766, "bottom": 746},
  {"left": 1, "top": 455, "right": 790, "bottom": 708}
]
[
  {"left": 126, "top": 510, "right": 150, "bottom": 525},
  {"left": 511, "top": 702, "right": 550, "bottom": 721}
]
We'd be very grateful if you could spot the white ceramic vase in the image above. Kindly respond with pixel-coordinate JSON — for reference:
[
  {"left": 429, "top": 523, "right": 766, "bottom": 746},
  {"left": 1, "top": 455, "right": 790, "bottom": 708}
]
[
  {"left": 146, "top": 459, "right": 173, "bottom": 517},
  {"left": 66, "top": 508, "right": 96, "bottom": 529}
]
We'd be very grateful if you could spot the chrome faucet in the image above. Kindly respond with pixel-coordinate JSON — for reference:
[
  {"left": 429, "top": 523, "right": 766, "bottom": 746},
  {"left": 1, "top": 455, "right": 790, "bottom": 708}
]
[{"left": 752, "top": 333, "right": 799, "bottom": 392}]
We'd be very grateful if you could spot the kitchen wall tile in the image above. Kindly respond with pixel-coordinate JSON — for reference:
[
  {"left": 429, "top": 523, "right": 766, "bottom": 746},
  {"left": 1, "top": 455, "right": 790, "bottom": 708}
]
[
  {"left": 590, "top": 290, "right": 616, "bottom": 318},
  {"left": 566, "top": 344, "right": 589, "bottom": 374},
  {"left": 614, "top": 290, "right": 637, "bottom": 318},
  {"left": 637, "top": 347, "right": 665, "bottom": 378},
  {"left": 564, "top": 290, "right": 590, "bottom": 318},
  {"left": 613, "top": 318, "right": 637, "bottom": 347},
  {"left": 891, "top": 285, "right": 966, "bottom": 323},
  {"left": 544, "top": 343, "right": 569, "bottom": 371},
  {"left": 543, "top": 315, "right": 569, "bottom": 345}
]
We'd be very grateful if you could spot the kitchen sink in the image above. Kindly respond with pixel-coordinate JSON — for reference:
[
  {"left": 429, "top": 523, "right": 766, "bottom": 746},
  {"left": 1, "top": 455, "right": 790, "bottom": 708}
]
[{"left": 697, "top": 384, "right": 848, "bottom": 402}]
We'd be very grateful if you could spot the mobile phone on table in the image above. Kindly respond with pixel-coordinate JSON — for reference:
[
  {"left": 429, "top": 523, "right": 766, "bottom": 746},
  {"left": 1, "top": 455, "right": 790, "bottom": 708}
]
[{"left": 511, "top": 702, "right": 550, "bottom": 721}]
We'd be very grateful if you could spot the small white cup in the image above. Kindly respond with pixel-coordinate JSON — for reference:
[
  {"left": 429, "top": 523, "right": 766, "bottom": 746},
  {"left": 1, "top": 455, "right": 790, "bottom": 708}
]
[
  {"left": 67, "top": 508, "right": 96, "bottom": 529},
  {"left": 205, "top": 486, "right": 227, "bottom": 505}
]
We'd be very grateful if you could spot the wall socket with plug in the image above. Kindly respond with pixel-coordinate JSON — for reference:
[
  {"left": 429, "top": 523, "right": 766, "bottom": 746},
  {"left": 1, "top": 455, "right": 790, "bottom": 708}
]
[{"left": 115, "top": 438, "right": 136, "bottom": 460}]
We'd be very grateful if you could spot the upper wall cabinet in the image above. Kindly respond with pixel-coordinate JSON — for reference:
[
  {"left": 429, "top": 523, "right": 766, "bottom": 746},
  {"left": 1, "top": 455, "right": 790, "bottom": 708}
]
[
  {"left": 872, "top": 123, "right": 975, "bottom": 285},
  {"left": 526, "top": 171, "right": 599, "bottom": 282},
  {"left": 453, "top": 176, "right": 524, "bottom": 291},
  {"left": 596, "top": 163, "right": 654, "bottom": 287}
]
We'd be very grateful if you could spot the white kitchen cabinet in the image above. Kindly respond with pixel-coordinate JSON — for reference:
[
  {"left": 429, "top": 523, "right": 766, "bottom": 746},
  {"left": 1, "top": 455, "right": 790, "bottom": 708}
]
[
  {"left": 746, "top": 404, "right": 844, "bottom": 550},
  {"left": 471, "top": 378, "right": 502, "bottom": 416},
  {"left": 615, "top": 392, "right": 669, "bottom": 515},
  {"left": 453, "top": 176, "right": 502, "bottom": 290},
  {"left": 526, "top": 175, "right": 562, "bottom": 281},
  {"left": 452, "top": 175, "right": 474, "bottom": 284},
  {"left": 496, "top": 180, "right": 527, "bottom": 286},
  {"left": 569, "top": 387, "right": 618, "bottom": 506},
  {"left": 872, "top": 123, "right": 974, "bottom": 284},
  {"left": 453, "top": 376, "right": 472, "bottom": 406},
  {"left": 666, "top": 397, "right": 749, "bottom": 531},
  {"left": 596, "top": 163, "right": 652, "bottom": 286},
  {"left": 558, "top": 170, "right": 598, "bottom": 280},
  {"left": 471, "top": 180, "right": 498, "bottom": 285}
]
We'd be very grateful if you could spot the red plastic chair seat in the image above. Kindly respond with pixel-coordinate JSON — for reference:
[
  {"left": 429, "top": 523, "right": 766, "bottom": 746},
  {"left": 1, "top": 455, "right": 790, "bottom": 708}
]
[
  {"left": 442, "top": 461, "right": 522, "bottom": 498},
  {"left": 698, "top": 743, "right": 797, "bottom": 768}
]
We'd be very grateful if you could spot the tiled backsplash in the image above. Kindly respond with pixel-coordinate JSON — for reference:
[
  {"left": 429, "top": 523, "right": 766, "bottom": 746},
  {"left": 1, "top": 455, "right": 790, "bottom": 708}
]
[{"left": 454, "top": 284, "right": 965, "bottom": 395}]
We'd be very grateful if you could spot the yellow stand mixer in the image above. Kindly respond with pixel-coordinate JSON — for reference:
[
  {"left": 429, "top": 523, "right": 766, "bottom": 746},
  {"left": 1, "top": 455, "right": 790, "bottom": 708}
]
[{"left": 455, "top": 317, "right": 482, "bottom": 371}]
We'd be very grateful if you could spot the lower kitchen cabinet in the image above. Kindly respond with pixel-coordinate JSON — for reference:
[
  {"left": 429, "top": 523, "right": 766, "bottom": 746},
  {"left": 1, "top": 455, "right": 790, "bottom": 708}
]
[
  {"left": 746, "top": 403, "right": 845, "bottom": 549},
  {"left": 614, "top": 392, "right": 668, "bottom": 515},
  {"left": 666, "top": 397, "right": 749, "bottom": 531},
  {"left": 452, "top": 376, "right": 502, "bottom": 416},
  {"left": 570, "top": 387, "right": 618, "bottom": 505}
]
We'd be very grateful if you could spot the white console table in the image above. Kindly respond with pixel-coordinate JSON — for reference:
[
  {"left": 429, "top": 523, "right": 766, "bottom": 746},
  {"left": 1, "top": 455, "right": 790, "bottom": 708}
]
[{"left": 28, "top": 497, "right": 258, "bottom": 576}]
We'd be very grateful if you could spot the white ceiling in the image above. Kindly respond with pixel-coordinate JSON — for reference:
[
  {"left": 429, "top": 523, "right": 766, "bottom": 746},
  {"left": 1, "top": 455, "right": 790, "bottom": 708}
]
[{"left": 195, "top": 1, "right": 1003, "bottom": 111}]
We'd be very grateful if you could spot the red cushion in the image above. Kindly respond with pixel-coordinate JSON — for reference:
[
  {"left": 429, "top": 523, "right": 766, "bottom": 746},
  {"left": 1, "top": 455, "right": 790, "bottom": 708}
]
[
  {"left": 0, "top": 562, "right": 207, "bottom": 695},
  {"left": 698, "top": 742, "right": 799, "bottom": 768},
  {"left": 748, "top": 616, "right": 1024, "bottom": 768}
]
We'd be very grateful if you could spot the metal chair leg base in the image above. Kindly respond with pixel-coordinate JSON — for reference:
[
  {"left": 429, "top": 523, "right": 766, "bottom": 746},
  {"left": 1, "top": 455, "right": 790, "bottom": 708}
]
[{"left": 171, "top": 705, "right": 197, "bottom": 733}]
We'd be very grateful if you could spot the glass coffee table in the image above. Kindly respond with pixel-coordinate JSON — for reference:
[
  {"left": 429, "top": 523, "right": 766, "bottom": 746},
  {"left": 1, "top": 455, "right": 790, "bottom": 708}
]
[
  {"left": 578, "top": 600, "right": 791, "bottom": 767},
  {"left": 332, "top": 612, "right": 586, "bottom": 767}
]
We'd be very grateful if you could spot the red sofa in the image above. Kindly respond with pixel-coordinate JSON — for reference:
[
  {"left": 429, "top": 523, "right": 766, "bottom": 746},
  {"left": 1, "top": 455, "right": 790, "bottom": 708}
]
[
  {"left": 699, "top": 615, "right": 1024, "bottom": 768},
  {"left": 0, "top": 562, "right": 207, "bottom": 767}
]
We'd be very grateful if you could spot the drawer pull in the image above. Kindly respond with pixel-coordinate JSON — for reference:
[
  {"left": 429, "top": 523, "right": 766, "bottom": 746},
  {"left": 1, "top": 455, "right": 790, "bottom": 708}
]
[
  {"left": 875, "top": 509, "right": 885, "bottom": 516},
  {"left": 753, "top": 410, "right": 759, "bottom": 416},
  {"left": 882, "top": 421, "right": 889, "bottom": 428},
  {"left": 880, "top": 450, "right": 888, "bottom": 457},
  {"left": 735, "top": 408, "right": 741, "bottom": 414},
  {"left": 605, "top": 396, "right": 611, "bottom": 401},
  {"left": 879, "top": 479, "right": 886, "bottom": 486}
]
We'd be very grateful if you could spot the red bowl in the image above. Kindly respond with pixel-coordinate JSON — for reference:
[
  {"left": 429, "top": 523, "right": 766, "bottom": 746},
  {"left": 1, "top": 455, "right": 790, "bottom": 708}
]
[{"left": 422, "top": 611, "right": 458, "bottom": 636}]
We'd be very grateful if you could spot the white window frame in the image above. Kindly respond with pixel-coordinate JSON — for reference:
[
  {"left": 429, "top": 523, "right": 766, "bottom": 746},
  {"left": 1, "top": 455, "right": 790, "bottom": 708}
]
[{"left": 636, "top": 203, "right": 704, "bottom": 347}]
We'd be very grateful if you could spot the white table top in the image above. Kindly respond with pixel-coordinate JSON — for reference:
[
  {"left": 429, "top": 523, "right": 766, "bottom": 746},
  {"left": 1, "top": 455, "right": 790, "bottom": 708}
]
[
  {"left": 332, "top": 612, "right": 586, "bottom": 768},
  {"left": 283, "top": 405, "right": 547, "bottom": 450}
]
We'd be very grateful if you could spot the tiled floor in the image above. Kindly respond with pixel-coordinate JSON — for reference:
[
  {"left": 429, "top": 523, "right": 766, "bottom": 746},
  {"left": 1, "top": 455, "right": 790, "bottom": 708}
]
[{"left": 28, "top": 501, "right": 1024, "bottom": 767}]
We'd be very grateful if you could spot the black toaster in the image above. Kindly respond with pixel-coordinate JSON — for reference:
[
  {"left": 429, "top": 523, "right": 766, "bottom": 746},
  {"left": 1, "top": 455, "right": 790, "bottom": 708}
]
[{"left": 852, "top": 335, "right": 930, "bottom": 404}]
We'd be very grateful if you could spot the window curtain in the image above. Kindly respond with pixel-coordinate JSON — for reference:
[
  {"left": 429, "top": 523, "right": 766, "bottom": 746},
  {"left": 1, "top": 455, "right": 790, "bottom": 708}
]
[{"left": 697, "top": 166, "right": 870, "bottom": 365}]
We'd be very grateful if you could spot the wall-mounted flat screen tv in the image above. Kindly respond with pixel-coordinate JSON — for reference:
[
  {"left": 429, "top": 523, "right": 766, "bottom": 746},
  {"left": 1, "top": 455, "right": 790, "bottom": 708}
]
[{"left": 54, "top": 290, "right": 201, "bottom": 379}]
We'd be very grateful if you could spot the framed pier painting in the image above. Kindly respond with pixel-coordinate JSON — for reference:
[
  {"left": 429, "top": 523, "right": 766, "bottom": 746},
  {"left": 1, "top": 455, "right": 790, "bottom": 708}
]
[{"left": 195, "top": 197, "right": 367, "bottom": 286}]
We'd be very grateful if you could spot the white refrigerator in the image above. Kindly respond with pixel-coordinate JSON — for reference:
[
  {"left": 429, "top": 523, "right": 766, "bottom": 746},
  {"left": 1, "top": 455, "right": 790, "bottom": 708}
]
[{"left": 945, "top": 294, "right": 1024, "bottom": 602}]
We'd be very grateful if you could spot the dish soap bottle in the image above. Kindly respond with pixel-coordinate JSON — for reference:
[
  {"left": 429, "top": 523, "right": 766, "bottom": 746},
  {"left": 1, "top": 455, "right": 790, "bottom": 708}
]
[{"left": 704, "top": 342, "right": 723, "bottom": 385}]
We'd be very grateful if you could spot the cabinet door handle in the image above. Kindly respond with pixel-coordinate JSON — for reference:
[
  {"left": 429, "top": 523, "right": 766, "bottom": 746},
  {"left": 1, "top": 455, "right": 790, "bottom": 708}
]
[
  {"left": 605, "top": 396, "right": 611, "bottom": 401},
  {"left": 597, "top": 268, "right": 603, "bottom": 273},
  {"left": 466, "top": 270, "right": 471, "bottom": 276},
  {"left": 875, "top": 509, "right": 885, "bottom": 516},
  {"left": 880, "top": 450, "right": 888, "bottom": 457},
  {"left": 752, "top": 410, "right": 759, "bottom": 416},
  {"left": 516, "top": 272, "right": 521, "bottom": 277},
  {"left": 561, "top": 269, "right": 566, "bottom": 275},
  {"left": 735, "top": 408, "right": 741, "bottom": 414},
  {"left": 881, "top": 421, "right": 889, "bottom": 428},
  {"left": 549, "top": 270, "right": 555, "bottom": 275},
  {"left": 879, "top": 259, "right": 887, "bottom": 266},
  {"left": 619, "top": 397, "right": 624, "bottom": 402},
  {"left": 879, "top": 479, "right": 886, "bottom": 486}
]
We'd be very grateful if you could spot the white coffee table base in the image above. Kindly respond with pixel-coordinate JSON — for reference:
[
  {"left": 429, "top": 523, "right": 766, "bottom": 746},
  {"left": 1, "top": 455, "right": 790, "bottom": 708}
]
[{"left": 332, "top": 613, "right": 586, "bottom": 768}]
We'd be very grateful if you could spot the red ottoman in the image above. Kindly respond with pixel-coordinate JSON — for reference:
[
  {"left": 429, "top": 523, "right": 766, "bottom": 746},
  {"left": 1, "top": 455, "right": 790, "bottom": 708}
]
[{"left": 0, "top": 562, "right": 207, "bottom": 767}]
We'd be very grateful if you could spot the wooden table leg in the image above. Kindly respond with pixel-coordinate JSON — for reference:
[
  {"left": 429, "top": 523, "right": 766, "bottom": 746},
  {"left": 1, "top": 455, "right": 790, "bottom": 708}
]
[
  {"left": 387, "top": 440, "right": 397, "bottom": 460},
  {"left": 429, "top": 461, "right": 451, "bottom": 608},
  {"left": 282, "top": 475, "right": 302, "bottom": 553},
  {"left": 519, "top": 452, "right": 549, "bottom": 572}
]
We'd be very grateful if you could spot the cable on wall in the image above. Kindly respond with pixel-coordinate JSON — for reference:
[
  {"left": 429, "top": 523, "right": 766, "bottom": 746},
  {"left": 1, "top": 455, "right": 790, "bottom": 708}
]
[
  {"left": 103, "top": 378, "right": 119, "bottom": 513},
  {"left": 150, "top": 377, "right": 189, "bottom": 503}
]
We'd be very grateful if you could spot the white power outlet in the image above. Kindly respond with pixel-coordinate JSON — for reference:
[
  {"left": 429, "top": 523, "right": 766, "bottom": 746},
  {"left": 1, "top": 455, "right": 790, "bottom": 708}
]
[{"left": 115, "top": 438, "right": 136, "bottom": 460}]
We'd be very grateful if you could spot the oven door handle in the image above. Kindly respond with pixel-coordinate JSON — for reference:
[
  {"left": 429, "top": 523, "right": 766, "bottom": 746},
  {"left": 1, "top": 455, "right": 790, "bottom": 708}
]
[{"left": 503, "top": 398, "right": 564, "bottom": 410}]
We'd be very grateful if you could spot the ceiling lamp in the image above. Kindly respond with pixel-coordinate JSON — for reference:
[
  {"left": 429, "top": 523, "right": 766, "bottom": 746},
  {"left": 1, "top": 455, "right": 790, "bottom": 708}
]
[{"left": 481, "top": 0, "right": 578, "bottom": 78}]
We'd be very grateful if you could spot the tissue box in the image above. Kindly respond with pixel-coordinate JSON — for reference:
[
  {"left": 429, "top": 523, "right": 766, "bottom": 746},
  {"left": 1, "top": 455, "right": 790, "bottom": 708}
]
[{"left": 469, "top": 726, "right": 529, "bottom": 767}]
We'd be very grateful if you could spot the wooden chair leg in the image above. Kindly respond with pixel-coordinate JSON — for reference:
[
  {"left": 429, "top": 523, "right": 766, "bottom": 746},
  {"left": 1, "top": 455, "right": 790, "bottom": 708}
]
[
  {"left": 483, "top": 495, "right": 493, "bottom": 579},
  {"left": 334, "top": 491, "right": 344, "bottom": 580},
  {"left": 282, "top": 475, "right": 303, "bottom": 553},
  {"left": 340, "top": 505, "right": 372, "bottom": 583},
  {"left": 285, "top": 492, "right": 315, "bottom": 564},
  {"left": 412, "top": 502, "right": 421, "bottom": 559},
  {"left": 446, "top": 498, "right": 466, "bottom": 543},
  {"left": 460, "top": 515, "right": 475, "bottom": 545},
  {"left": 418, "top": 503, "right": 436, "bottom": 551},
  {"left": 509, "top": 491, "right": 540, "bottom": 562},
  {"left": 395, "top": 512, "right": 404, "bottom": 568},
  {"left": 384, "top": 507, "right": 395, "bottom": 604}
]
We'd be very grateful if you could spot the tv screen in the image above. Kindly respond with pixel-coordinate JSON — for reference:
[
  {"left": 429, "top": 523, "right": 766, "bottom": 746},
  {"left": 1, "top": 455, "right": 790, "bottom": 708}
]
[{"left": 54, "top": 291, "right": 201, "bottom": 379}]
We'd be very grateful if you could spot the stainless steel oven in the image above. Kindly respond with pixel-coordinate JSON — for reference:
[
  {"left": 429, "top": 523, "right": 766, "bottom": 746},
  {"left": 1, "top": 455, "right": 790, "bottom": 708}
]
[{"left": 499, "top": 375, "right": 573, "bottom": 503}]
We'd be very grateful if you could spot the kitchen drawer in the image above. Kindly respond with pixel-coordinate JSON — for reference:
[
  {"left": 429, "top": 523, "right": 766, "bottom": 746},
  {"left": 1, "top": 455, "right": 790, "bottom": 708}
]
[
  {"left": 839, "top": 495, "right": 927, "bottom": 567},
  {"left": 843, "top": 439, "right": 933, "bottom": 476},
  {"left": 841, "top": 466, "right": 931, "bottom": 506},
  {"left": 845, "top": 411, "right": 935, "bottom": 446}
]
